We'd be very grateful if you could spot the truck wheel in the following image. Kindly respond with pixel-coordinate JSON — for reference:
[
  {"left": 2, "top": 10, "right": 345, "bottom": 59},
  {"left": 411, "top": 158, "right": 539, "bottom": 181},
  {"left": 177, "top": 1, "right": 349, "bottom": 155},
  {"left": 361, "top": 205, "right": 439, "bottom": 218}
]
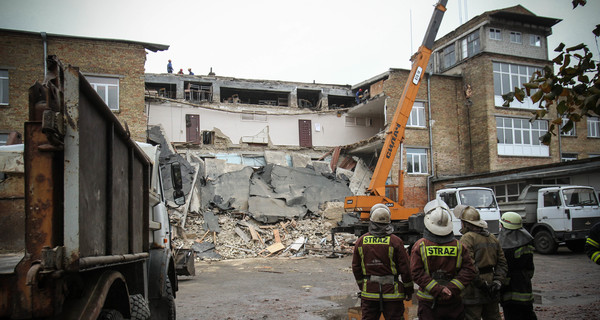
[
  {"left": 151, "top": 277, "right": 176, "bottom": 320},
  {"left": 565, "top": 239, "right": 585, "bottom": 253},
  {"left": 98, "top": 309, "right": 124, "bottom": 320},
  {"left": 130, "top": 294, "right": 151, "bottom": 320},
  {"left": 534, "top": 230, "right": 558, "bottom": 254}
]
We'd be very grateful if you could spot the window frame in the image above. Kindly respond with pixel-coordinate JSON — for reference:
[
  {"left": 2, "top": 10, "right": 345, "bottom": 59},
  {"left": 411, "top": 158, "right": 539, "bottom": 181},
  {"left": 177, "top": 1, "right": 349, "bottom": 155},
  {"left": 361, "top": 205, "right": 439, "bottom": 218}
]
[
  {"left": 529, "top": 35, "right": 541, "bottom": 47},
  {"left": 442, "top": 44, "right": 456, "bottom": 69},
  {"left": 561, "top": 117, "right": 577, "bottom": 137},
  {"left": 496, "top": 116, "right": 550, "bottom": 157},
  {"left": 510, "top": 31, "right": 522, "bottom": 44},
  {"left": 0, "top": 69, "right": 8, "bottom": 105},
  {"left": 87, "top": 76, "right": 120, "bottom": 111},
  {"left": 587, "top": 117, "right": 600, "bottom": 138},
  {"left": 461, "top": 31, "right": 480, "bottom": 60},
  {"left": 489, "top": 28, "right": 502, "bottom": 41},
  {"left": 493, "top": 61, "right": 543, "bottom": 109},
  {"left": 561, "top": 153, "right": 578, "bottom": 162},
  {"left": 406, "top": 148, "right": 428, "bottom": 174},
  {"left": 241, "top": 111, "right": 267, "bottom": 122},
  {"left": 407, "top": 101, "right": 426, "bottom": 128}
]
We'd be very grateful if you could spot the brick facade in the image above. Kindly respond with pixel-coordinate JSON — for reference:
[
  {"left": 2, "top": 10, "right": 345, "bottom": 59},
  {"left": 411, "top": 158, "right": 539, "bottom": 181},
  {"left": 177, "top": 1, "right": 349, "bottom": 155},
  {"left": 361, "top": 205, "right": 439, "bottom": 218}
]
[{"left": 0, "top": 30, "right": 158, "bottom": 141}]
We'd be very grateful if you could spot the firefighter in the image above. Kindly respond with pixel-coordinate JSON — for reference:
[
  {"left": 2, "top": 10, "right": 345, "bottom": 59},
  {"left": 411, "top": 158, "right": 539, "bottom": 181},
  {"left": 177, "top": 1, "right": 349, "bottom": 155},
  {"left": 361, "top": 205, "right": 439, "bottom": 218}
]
[
  {"left": 352, "top": 204, "right": 414, "bottom": 320},
  {"left": 454, "top": 205, "right": 507, "bottom": 320},
  {"left": 585, "top": 221, "right": 600, "bottom": 265},
  {"left": 497, "top": 212, "right": 537, "bottom": 320},
  {"left": 411, "top": 199, "right": 476, "bottom": 320}
]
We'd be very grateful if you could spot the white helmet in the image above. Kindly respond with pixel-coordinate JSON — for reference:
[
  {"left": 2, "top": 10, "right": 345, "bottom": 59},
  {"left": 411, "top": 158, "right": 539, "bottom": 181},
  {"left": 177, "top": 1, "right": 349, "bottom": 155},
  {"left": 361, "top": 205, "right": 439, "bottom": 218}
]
[
  {"left": 370, "top": 204, "right": 391, "bottom": 224},
  {"left": 501, "top": 212, "right": 523, "bottom": 230},
  {"left": 424, "top": 199, "right": 453, "bottom": 236}
]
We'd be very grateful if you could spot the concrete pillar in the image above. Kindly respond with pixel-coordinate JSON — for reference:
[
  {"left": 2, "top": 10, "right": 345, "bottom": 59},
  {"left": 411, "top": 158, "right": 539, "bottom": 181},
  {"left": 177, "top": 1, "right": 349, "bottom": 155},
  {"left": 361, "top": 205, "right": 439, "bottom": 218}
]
[
  {"left": 289, "top": 88, "right": 298, "bottom": 108},
  {"left": 320, "top": 93, "right": 329, "bottom": 110},
  {"left": 212, "top": 82, "right": 221, "bottom": 103},
  {"left": 176, "top": 79, "right": 185, "bottom": 99}
]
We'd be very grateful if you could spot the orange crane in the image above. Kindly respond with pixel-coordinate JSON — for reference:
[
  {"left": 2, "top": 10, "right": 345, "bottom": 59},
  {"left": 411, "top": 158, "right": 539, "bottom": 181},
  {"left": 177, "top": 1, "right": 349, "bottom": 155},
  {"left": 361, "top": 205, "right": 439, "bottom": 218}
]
[{"left": 341, "top": 0, "right": 447, "bottom": 242}]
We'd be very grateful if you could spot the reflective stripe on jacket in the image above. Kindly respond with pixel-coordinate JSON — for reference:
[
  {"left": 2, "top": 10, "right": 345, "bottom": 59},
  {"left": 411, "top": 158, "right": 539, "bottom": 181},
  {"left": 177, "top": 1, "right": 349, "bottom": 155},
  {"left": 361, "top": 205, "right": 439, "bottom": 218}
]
[
  {"left": 351, "top": 233, "right": 413, "bottom": 301},
  {"left": 501, "top": 244, "right": 535, "bottom": 305},
  {"left": 585, "top": 223, "right": 600, "bottom": 265},
  {"left": 410, "top": 238, "right": 476, "bottom": 304}
]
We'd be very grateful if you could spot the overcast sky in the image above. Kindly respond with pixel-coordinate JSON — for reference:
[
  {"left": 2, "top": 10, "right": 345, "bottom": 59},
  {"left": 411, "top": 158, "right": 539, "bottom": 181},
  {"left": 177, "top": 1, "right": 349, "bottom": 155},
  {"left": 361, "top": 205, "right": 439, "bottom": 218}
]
[{"left": 1, "top": 0, "right": 598, "bottom": 85}]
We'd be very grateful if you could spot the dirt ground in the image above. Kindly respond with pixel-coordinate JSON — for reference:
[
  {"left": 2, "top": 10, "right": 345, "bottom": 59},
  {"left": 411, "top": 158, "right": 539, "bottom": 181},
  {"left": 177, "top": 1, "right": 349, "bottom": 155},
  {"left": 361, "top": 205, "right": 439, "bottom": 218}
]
[{"left": 175, "top": 246, "right": 600, "bottom": 320}]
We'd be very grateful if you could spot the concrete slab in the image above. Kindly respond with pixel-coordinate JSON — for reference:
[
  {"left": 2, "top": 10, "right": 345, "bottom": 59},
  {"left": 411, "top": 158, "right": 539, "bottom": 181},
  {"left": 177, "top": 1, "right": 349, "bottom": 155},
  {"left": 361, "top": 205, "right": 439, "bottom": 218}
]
[
  {"left": 336, "top": 168, "right": 354, "bottom": 182},
  {"left": 201, "top": 167, "right": 253, "bottom": 211},
  {"left": 264, "top": 151, "right": 288, "bottom": 167},
  {"left": 248, "top": 196, "right": 307, "bottom": 223},
  {"left": 349, "top": 159, "right": 372, "bottom": 195},
  {"left": 292, "top": 153, "right": 312, "bottom": 168},
  {"left": 312, "top": 161, "right": 332, "bottom": 175}
]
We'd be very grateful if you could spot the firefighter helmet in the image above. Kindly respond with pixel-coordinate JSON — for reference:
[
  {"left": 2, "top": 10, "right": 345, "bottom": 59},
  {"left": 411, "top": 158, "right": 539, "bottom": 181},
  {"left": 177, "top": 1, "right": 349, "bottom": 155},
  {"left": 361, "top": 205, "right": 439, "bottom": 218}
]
[
  {"left": 424, "top": 199, "right": 453, "bottom": 236},
  {"left": 501, "top": 211, "right": 523, "bottom": 230},
  {"left": 370, "top": 204, "right": 391, "bottom": 224},
  {"left": 459, "top": 206, "right": 488, "bottom": 228}
]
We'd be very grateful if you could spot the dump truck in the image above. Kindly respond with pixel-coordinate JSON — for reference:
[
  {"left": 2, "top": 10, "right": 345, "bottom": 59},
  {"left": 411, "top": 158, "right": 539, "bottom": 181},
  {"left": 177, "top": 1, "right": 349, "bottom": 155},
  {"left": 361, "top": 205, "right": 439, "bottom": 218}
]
[
  {"left": 498, "top": 184, "right": 600, "bottom": 254},
  {"left": 0, "top": 56, "right": 183, "bottom": 319},
  {"left": 339, "top": 0, "right": 447, "bottom": 244},
  {"left": 436, "top": 187, "right": 501, "bottom": 235}
]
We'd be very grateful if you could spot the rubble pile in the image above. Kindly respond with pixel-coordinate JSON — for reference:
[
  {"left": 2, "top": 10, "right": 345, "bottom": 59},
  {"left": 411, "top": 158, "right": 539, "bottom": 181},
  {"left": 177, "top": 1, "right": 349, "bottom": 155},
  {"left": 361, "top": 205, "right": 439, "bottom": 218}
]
[{"left": 171, "top": 202, "right": 357, "bottom": 261}]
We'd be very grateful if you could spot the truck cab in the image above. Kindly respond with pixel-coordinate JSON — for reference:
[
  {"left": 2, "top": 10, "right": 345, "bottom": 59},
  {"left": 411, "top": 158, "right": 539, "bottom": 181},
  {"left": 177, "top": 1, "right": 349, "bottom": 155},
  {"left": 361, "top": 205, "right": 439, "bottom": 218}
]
[{"left": 436, "top": 187, "right": 501, "bottom": 236}]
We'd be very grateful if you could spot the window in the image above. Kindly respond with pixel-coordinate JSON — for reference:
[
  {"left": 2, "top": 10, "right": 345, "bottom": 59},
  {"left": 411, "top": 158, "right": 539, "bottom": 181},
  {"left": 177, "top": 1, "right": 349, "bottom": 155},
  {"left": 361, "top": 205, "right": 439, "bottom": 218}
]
[
  {"left": 561, "top": 117, "right": 576, "bottom": 136},
  {"left": 530, "top": 35, "right": 541, "bottom": 47},
  {"left": 496, "top": 117, "right": 549, "bottom": 157},
  {"left": 493, "top": 62, "right": 543, "bottom": 109},
  {"left": 541, "top": 177, "right": 570, "bottom": 184},
  {"left": 407, "top": 102, "right": 426, "bottom": 127},
  {"left": 241, "top": 112, "right": 267, "bottom": 122},
  {"left": 461, "top": 31, "right": 480, "bottom": 60},
  {"left": 0, "top": 133, "right": 8, "bottom": 145},
  {"left": 588, "top": 117, "right": 600, "bottom": 138},
  {"left": 442, "top": 44, "right": 456, "bottom": 69},
  {"left": 0, "top": 70, "right": 8, "bottom": 105},
  {"left": 489, "top": 28, "right": 502, "bottom": 40},
  {"left": 561, "top": 153, "right": 578, "bottom": 162},
  {"left": 406, "top": 148, "right": 428, "bottom": 174},
  {"left": 87, "top": 76, "right": 119, "bottom": 111},
  {"left": 491, "top": 182, "right": 525, "bottom": 203},
  {"left": 510, "top": 31, "right": 522, "bottom": 44},
  {"left": 345, "top": 116, "right": 368, "bottom": 127}
]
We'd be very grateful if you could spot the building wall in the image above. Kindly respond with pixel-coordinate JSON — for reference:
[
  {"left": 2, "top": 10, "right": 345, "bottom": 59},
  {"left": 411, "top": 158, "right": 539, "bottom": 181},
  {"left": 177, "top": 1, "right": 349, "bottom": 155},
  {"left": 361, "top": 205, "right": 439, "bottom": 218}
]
[
  {"left": 481, "top": 23, "right": 550, "bottom": 61},
  {"left": 148, "top": 101, "right": 383, "bottom": 147},
  {"left": 0, "top": 30, "right": 149, "bottom": 141}
]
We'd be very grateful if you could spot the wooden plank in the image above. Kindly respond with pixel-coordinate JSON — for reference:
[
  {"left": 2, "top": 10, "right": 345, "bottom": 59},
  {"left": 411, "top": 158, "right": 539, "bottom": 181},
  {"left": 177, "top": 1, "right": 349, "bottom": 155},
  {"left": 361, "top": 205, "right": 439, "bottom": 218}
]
[
  {"left": 273, "top": 229, "right": 281, "bottom": 243},
  {"left": 248, "top": 225, "right": 259, "bottom": 241},
  {"left": 266, "top": 242, "right": 285, "bottom": 254}
]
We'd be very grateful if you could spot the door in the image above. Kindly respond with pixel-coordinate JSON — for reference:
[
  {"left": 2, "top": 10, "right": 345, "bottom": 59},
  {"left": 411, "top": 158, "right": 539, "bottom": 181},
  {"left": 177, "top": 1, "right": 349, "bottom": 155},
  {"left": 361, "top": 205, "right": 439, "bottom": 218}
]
[
  {"left": 298, "top": 119, "right": 312, "bottom": 147},
  {"left": 186, "top": 114, "right": 200, "bottom": 143}
]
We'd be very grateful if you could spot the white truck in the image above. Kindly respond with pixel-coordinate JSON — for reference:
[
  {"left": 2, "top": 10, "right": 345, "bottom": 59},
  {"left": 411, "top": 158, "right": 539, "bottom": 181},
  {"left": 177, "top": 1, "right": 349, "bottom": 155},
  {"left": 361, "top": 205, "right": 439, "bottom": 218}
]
[
  {"left": 498, "top": 185, "right": 600, "bottom": 254},
  {"left": 436, "top": 187, "right": 501, "bottom": 236}
]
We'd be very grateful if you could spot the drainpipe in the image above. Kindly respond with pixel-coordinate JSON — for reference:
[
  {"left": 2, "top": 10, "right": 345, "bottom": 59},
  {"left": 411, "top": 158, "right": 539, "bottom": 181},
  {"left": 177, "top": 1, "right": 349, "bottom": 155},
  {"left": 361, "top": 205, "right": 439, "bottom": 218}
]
[
  {"left": 41, "top": 32, "right": 47, "bottom": 79},
  {"left": 427, "top": 71, "right": 435, "bottom": 201}
]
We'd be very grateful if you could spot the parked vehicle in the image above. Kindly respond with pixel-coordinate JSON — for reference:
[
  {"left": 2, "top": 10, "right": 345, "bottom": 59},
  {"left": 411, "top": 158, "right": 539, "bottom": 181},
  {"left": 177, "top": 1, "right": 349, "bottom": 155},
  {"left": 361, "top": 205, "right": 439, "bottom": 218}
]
[
  {"left": 436, "top": 187, "right": 501, "bottom": 235},
  {"left": 498, "top": 184, "right": 600, "bottom": 254},
  {"left": 0, "top": 56, "right": 183, "bottom": 319}
]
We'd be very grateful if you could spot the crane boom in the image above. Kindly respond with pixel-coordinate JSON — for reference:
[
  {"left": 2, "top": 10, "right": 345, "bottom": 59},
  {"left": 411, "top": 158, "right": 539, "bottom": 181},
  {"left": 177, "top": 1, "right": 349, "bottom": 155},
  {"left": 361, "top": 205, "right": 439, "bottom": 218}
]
[{"left": 344, "top": 0, "right": 447, "bottom": 224}]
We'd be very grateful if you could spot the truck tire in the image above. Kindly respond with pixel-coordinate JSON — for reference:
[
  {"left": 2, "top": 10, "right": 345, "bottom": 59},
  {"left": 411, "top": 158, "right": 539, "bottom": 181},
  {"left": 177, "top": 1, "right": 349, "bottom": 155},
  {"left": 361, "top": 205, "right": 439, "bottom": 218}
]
[
  {"left": 130, "top": 294, "right": 151, "bottom": 320},
  {"left": 151, "top": 277, "right": 176, "bottom": 320},
  {"left": 98, "top": 309, "right": 124, "bottom": 320},
  {"left": 534, "top": 230, "right": 558, "bottom": 254},
  {"left": 565, "top": 239, "right": 586, "bottom": 253}
]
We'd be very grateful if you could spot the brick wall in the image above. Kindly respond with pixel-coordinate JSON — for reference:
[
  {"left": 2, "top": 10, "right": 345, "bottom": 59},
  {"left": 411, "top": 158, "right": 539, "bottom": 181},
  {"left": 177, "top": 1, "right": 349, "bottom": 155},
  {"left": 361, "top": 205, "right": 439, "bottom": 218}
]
[{"left": 0, "top": 30, "right": 148, "bottom": 141}]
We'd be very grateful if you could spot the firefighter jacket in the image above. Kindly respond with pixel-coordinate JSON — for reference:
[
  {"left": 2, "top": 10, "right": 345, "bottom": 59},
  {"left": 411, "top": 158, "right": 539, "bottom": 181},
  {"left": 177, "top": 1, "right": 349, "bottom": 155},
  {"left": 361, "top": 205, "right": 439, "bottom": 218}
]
[
  {"left": 410, "top": 238, "right": 476, "bottom": 305},
  {"left": 352, "top": 233, "right": 414, "bottom": 301},
  {"left": 501, "top": 242, "right": 535, "bottom": 304},
  {"left": 460, "top": 230, "right": 508, "bottom": 305},
  {"left": 585, "top": 222, "right": 600, "bottom": 265}
]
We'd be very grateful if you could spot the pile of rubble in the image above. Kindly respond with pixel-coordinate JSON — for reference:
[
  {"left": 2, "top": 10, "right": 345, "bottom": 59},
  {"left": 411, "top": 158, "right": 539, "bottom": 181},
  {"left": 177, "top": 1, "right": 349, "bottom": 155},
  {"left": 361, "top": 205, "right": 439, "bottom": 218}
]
[{"left": 171, "top": 201, "right": 357, "bottom": 260}]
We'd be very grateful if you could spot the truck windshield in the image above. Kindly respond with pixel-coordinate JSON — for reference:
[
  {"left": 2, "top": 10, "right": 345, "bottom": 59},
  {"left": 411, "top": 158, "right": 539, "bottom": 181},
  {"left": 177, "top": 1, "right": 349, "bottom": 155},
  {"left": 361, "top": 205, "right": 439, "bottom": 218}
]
[
  {"left": 562, "top": 188, "right": 599, "bottom": 207},
  {"left": 458, "top": 189, "right": 497, "bottom": 208}
]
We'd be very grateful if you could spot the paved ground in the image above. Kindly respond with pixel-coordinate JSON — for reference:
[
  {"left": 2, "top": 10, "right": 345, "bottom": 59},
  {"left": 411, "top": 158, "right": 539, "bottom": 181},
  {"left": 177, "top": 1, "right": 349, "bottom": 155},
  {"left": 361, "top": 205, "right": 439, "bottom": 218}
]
[{"left": 175, "top": 246, "right": 600, "bottom": 320}]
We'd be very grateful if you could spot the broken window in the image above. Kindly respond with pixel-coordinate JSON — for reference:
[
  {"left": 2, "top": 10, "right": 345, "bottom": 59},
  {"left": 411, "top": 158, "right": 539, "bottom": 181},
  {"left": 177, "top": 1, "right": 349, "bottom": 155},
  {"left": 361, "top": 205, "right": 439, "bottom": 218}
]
[
  {"left": 328, "top": 95, "right": 354, "bottom": 109},
  {"left": 185, "top": 81, "right": 212, "bottom": 102},
  {"left": 297, "top": 89, "right": 320, "bottom": 109},
  {"left": 221, "top": 87, "right": 290, "bottom": 107},
  {"left": 87, "top": 76, "right": 119, "bottom": 111},
  {"left": 460, "top": 31, "right": 480, "bottom": 60},
  {"left": 145, "top": 83, "right": 177, "bottom": 99},
  {"left": 202, "top": 131, "right": 214, "bottom": 145}
]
